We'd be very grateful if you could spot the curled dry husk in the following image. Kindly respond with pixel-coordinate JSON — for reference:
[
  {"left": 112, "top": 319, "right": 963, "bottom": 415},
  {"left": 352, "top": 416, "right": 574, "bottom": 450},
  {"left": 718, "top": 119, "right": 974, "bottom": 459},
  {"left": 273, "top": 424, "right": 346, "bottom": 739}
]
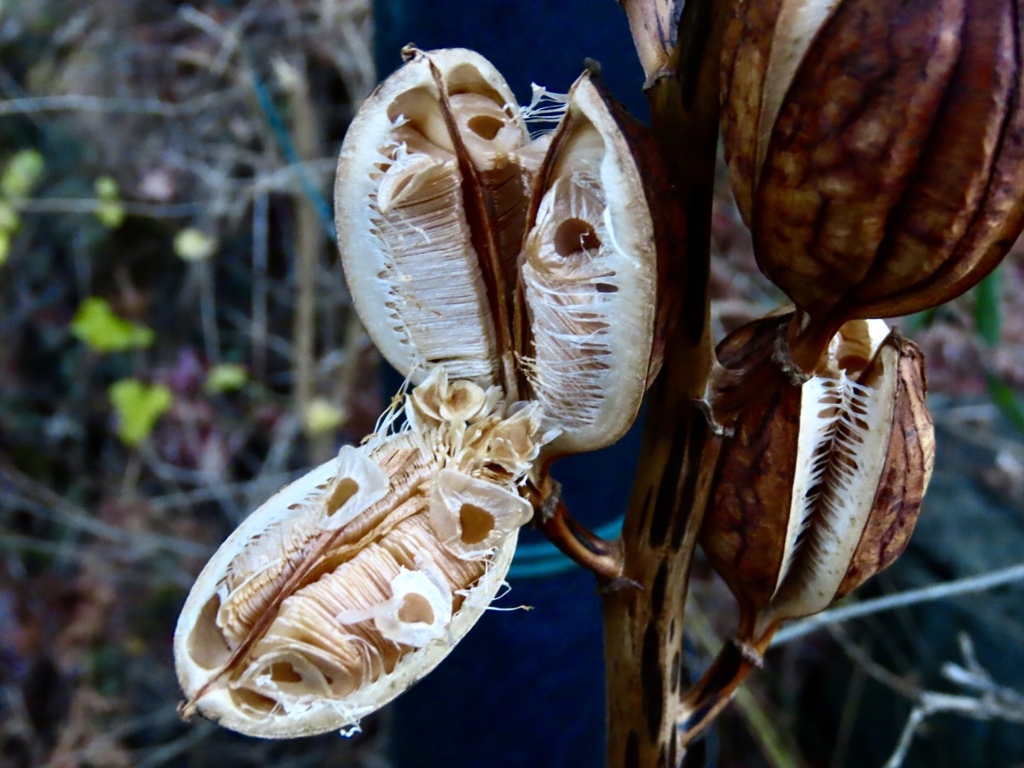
[
  {"left": 679, "top": 315, "right": 935, "bottom": 743},
  {"left": 721, "top": 0, "right": 1024, "bottom": 329},
  {"left": 334, "top": 46, "right": 667, "bottom": 457},
  {"left": 174, "top": 370, "right": 555, "bottom": 737},
  {"left": 706, "top": 315, "right": 934, "bottom": 639}
]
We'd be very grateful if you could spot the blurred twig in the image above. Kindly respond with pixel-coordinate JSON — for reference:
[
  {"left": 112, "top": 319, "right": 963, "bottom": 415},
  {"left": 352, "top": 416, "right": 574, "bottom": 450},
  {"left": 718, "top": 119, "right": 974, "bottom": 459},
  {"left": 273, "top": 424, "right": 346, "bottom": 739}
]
[
  {"left": 0, "top": 91, "right": 242, "bottom": 117},
  {"left": 0, "top": 464, "right": 206, "bottom": 558},
  {"left": 773, "top": 562, "right": 1024, "bottom": 646},
  {"left": 828, "top": 629, "right": 1024, "bottom": 768}
]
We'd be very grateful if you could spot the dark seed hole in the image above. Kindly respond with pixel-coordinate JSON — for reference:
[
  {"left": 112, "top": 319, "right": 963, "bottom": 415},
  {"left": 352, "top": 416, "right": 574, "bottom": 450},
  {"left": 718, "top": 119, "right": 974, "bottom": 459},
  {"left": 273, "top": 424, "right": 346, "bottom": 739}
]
[
  {"left": 459, "top": 502, "right": 495, "bottom": 544},
  {"left": 398, "top": 593, "right": 435, "bottom": 624},
  {"left": 554, "top": 218, "right": 601, "bottom": 257},
  {"left": 467, "top": 114, "right": 504, "bottom": 140},
  {"left": 270, "top": 662, "right": 303, "bottom": 684},
  {"left": 187, "top": 594, "right": 232, "bottom": 669},
  {"left": 326, "top": 478, "right": 359, "bottom": 516}
]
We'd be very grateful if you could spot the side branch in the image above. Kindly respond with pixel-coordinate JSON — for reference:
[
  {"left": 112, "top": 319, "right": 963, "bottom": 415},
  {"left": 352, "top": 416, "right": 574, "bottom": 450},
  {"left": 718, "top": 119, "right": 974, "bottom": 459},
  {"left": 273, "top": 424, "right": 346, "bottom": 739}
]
[{"left": 531, "top": 477, "right": 627, "bottom": 585}]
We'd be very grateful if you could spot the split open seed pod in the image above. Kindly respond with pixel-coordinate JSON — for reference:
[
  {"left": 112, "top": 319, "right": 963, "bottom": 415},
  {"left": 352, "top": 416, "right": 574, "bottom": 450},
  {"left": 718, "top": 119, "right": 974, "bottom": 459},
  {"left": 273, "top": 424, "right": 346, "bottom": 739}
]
[
  {"left": 705, "top": 316, "right": 934, "bottom": 639},
  {"left": 335, "top": 47, "right": 670, "bottom": 458},
  {"left": 174, "top": 370, "right": 547, "bottom": 737},
  {"left": 335, "top": 47, "right": 534, "bottom": 391},
  {"left": 722, "top": 0, "right": 1024, "bottom": 335},
  {"left": 680, "top": 315, "right": 935, "bottom": 743},
  {"left": 518, "top": 67, "right": 667, "bottom": 456}
]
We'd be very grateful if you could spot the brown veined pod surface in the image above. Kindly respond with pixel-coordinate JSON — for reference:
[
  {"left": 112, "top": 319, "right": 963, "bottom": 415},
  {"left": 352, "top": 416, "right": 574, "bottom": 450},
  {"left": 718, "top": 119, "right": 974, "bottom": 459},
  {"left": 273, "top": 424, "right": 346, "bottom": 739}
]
[
  {"left": 679, "top": 316, "right": 935, "bottom": 745},
  {"left": 720, "top": 0, "right": 1024, "bottom": 338},
  {"left": 520, "top": 69, "right": 664, "bottom": 457},
  {"left": 174, "top": 370, "right": 551, "bottom": 737},
  {"left": 704, "top": 316, "right": 935, "bottom": 640}
]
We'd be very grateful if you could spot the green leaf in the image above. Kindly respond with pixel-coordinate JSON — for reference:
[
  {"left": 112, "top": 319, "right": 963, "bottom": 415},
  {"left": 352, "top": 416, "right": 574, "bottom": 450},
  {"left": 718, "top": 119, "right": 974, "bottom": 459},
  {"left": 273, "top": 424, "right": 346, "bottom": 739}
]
[
  {"left": 96, "top": 201, "right": 125, "bottom": 229},
  {"left": 974, "top": 269, "right": 1002, "bottom": 348},
  {"left": 986, "top": 374, "right": 1024, "bottom": 436},
  {"left": 303, "top": 398, "right": 346, "bottom": 435},
  {"left": 174, "top": 227, "right": 217, "bottom": 261},
  {"left": 108, "top": 379, "right": 172, "bottom": 446},
  {"left": 1, "top": 149, "right": 44, "bottom": 198},
  {"left": 94, "top": 175, "right": 119, "bottom": 200},
  {"left": 0, "top": 200, "right": 20, "bottom": 232},
  {"left": 204, "top": 363, "right": 249, "bottom": 393},
  {"left": 93, "top": 176, "right": 125, "bottom": 228},
  {"left": 70, "top": 297, "right": 154, "bottom": 353}
]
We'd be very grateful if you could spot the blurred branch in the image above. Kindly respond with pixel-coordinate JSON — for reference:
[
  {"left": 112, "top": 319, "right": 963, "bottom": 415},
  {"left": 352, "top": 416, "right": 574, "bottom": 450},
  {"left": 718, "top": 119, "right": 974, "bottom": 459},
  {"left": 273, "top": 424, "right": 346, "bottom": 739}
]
[
  {"left": 7, "top": 157, "right": 337, "bottom": 222},
  {"left": 0, "top": 91, "right": 242, "bottom": 117},
  {"left": 252, "top": 191, "right": 270, "bottom": 382},
  {"left": 773, "top": 561, "right": 1024, "bottom": 646},
  {"left": 250, "top": 67, "right": 336, "bottom": 240},
  {"left": 829, "top": 629, "right": 1024, "bottom": 768},
  {"left": 12, "top": 198, "right": 203, "bottom": 218},
  {"left": 0, "top": 464, "right": 206, "bottom": 559}
]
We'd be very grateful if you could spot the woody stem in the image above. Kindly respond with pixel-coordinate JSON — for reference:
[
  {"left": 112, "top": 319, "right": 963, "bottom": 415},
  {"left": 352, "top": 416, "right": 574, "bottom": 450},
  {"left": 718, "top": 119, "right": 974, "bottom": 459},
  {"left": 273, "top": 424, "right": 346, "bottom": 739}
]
[{"left": 603, "top": 0, "right": 727, "bottom": 765}]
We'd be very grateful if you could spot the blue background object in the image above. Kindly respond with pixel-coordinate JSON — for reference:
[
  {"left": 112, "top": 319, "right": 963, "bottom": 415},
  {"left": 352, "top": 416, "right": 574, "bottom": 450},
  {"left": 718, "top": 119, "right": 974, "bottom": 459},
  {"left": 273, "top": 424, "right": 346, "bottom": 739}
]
[
  {"left": 372, "top": 3, "right": 650, "bottom": 764},
  {"left": 375, "top": 0, "right": 648, "bottom": 119}
]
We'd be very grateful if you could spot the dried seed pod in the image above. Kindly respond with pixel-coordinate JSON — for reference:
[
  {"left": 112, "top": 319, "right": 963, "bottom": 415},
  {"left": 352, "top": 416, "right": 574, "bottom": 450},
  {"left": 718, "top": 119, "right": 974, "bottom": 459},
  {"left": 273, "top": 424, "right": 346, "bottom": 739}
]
[
  {"left": 680, "top": 316, "right": 934, "bottom": 743},
  {"left": 178, "top": 47, "right": 670, "bottom": 740},
  {"left": 704, "top": 317, "right": 934, "bottom": 641},
  {"left": 721, "top": 0, "right": 1024, "bottom": 329},
  {"left": 174, "top": 370, "right": 551, "bottom": 737},
  {"left": 336, "top": 48, "right": 667, "bottom": 456},
  {"left": 335, "top": 47, "right": 537, "bottom": 390},
  {"left": 620, "top": 0, "right": 685, "bottom": 85},
  {"left": 520, "top": 71, "right": 663, "bottom": 455}
]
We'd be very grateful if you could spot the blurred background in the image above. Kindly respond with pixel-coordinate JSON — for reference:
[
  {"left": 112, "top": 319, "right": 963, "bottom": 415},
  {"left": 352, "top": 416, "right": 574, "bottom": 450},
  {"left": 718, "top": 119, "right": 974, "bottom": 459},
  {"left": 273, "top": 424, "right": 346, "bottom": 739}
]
[{"left": 1, "top": 1, "right": 1023, "bottom": 766}]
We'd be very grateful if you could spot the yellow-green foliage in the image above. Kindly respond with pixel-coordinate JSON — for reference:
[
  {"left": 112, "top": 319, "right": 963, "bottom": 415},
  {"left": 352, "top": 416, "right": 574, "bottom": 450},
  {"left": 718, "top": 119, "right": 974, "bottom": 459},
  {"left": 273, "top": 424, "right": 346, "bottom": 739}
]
[
  {"left": 71, "top": 297, "right": 154, "bottom": 353},
  {"left": 108, "top": 378, "right": 173, "bottom": 446},
  {"left": 204, "top": 363, "right": 249, "bottom": 393},
  {"left": 0, "top": 149, "right": 44, "bottom": 265},
  {"left": 94, "top": 176, "right": 125, "bottom": 229}
]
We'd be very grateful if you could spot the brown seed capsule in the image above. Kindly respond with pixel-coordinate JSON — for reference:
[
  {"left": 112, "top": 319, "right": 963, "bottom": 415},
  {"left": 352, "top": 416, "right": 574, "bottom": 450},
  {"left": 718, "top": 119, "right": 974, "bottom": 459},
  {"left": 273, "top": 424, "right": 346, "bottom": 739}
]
[
  {"left": 174, "top": 370, "right": 551, "bottom": 737},
  {"left": 679, "top": 316, "right": 935, "bottom": 744},
  {"left": 721, "top": 0, "right": 1024, "bottom": 330},
  {"left": 703, "top": 316, "right": 935, "bottom": 644}
]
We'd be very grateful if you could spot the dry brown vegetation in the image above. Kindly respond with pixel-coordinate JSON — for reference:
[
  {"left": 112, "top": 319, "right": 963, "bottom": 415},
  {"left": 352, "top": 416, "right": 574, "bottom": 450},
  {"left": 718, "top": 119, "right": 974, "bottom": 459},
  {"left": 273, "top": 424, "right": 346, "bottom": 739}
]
[{"left": 2, "top": 1, "right": 1024, "bottom": 766}]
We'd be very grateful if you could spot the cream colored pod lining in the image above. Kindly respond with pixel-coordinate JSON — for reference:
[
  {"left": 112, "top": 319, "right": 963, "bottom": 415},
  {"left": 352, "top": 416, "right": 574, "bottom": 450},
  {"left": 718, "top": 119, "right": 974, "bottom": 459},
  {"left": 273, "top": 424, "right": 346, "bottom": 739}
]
[
  {"left": 334, "top": 47, "right": 533, "bottom": 388},
  {"left": 334, "top": 46, "right": 659, "bottom": 456},
  {"left": 174, "top": 370, "right": 542, "bottom": 737},
  {"left": 521, "top": 74, "right": 658, "bottom": 455}
]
